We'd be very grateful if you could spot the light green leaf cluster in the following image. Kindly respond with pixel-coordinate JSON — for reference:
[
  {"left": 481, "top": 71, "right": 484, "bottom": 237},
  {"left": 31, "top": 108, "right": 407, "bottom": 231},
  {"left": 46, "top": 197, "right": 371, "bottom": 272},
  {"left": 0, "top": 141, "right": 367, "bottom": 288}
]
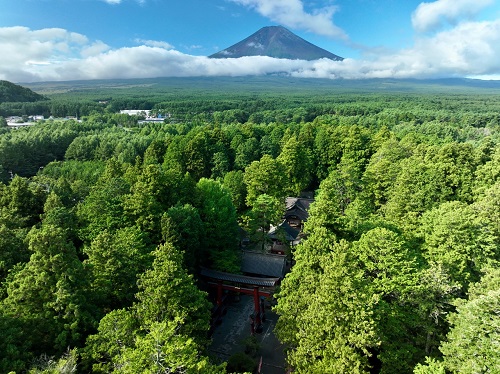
[
  {"left": 275, "top": 233, "right": 379, "bottom": 373},
  {"left": 439, "top": 267, "right": 500, "bottom": 373}
]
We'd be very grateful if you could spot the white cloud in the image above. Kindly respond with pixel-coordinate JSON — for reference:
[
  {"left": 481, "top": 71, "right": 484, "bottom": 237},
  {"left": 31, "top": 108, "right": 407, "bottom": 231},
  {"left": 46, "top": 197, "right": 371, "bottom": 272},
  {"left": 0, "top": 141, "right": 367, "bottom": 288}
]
[
  {"left": 101, "top": 0, "right": 146, "bottom": 4},
  {"left": 229, "top": 0, "right": 348, "bottom": 39},
  {"left": 81, "top": 41, "right": 110, "bottom": 57},
  {"left": 183, "top": 45, "right": 204, "bottom": 51},
  {"left": 293, "top": 19, "right": 500, "bottom": 79},
  {"left": 247, "top": 42, "right": 264, "bottom": 49},
  {"left": 412, "top": 0, "right": 494, "bottom": 32},
  {"left": 1, "top": 22, "right": 500, "bottom": 82},
  {"left": 0, "top": 27, "right": 90, "bottom": 81},
  {"left": 134, "top": 39, "right": 174, "bottom": 49},
  {"left": 413, "top": 20, "right": 500, "bottom": 76}
]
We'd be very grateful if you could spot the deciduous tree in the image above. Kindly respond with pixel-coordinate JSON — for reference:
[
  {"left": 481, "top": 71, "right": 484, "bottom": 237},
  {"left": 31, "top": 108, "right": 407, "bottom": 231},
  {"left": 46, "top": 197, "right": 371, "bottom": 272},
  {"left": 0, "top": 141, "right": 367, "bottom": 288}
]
[{"left": 244, "top": 154, "right": 287, "bottom": 207}]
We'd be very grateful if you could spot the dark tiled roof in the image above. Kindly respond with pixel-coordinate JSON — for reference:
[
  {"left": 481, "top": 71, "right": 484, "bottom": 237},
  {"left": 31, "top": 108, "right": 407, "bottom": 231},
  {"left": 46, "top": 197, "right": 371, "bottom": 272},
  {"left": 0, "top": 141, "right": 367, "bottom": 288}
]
[
  {"left": 284, "top": 197, "right": 314, "bottom": 221},
  {"left": 200, "top": 267, "right": 280, "bottom": 287},
  {"left": 268, "top": 220, "right": 300, "bottom": 241},
  {"left": 241, "top": 251, "right": 286, "bottom": 278}
]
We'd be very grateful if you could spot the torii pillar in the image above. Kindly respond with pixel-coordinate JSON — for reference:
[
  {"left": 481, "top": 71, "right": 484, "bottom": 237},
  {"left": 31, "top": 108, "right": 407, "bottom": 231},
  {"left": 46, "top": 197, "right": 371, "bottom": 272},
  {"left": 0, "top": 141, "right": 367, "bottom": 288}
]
[
  {"left": 216, "top": 280, "right": 223, "bottom": 307},
  {"left": 253, "top": 286, "right": 264, "bottom": 333}
]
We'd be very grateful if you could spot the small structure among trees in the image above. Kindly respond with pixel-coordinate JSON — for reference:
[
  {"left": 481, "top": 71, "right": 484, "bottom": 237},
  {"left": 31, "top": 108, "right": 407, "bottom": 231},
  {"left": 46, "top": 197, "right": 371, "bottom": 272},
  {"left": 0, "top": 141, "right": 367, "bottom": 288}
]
[
  {"left": 268, "top": 196, "right": 314, "bottom": 255},
  {"left": 284, "top": 197, "right": 314, "bottom": 230}
]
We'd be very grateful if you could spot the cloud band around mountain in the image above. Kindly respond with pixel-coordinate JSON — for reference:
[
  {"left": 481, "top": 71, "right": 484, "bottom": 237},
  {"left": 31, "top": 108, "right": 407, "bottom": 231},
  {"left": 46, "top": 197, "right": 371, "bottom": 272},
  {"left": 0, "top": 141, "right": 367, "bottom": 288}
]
[{"left": 1, "top": 15, "right": 500, "bottom": 82}]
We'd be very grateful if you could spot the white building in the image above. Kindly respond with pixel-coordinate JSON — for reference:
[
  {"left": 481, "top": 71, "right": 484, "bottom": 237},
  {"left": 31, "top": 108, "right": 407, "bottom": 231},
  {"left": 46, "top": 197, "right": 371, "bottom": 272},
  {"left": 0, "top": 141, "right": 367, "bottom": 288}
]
[{"left": 120, "top": 110, "right": 151, "bottom": 117}]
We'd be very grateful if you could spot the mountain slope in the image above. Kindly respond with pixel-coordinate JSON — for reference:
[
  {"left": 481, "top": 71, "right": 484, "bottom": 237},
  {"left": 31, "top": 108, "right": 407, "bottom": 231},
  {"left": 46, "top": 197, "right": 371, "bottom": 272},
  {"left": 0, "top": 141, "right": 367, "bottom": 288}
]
[
  {"left": 0, "top": 80, "right": 47, "bottom": 102},
  {"left": 210, "top": 26, "right": 343, "bottom": 61}
]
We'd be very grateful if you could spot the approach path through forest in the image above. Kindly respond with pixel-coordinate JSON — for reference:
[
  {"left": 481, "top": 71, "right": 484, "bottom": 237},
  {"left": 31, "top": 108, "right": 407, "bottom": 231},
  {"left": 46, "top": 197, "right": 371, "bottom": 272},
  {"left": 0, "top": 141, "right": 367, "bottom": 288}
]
[{"left": 209, "top": 294, "right": 287, "bottom": 373}]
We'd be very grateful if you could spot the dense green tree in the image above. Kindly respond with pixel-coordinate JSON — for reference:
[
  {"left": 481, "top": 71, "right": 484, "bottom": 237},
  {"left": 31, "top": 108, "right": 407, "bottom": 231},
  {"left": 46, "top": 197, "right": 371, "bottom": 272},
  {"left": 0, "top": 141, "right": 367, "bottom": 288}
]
[
  {"left": 184, "top": 132, "right": 213, "bottom": 180},
  {"left": 336, "top": 125, "right": 373, "bottom": 196},
  {"left": 419, "top": 201, "right": 497, "bottom": 288},
  {"left": 234, "top": 137, "right": 260, "bottom": 170},
  {"left": 429, "top": 142, "right": 477, "bottom": 202},
  {"left": 210, "top": 150, "right": 231, "bottom": 180},
  {"left": 275, "top": 227, "right": 338, "bottom": 347},
  {"left": 84, "top": 227, "right": 153, "bottom": 311},
  {"left": 223, "top": 169, "right": 247, "bottom": 213},
  {"left": 135, "top": 243, "right": 212, "bottom": 340},
  {"left": 277, "top": 135, "right": 313, "bottom": 195},
  {"left": 123, "top": 164, "right": 165, "bottom": 238},
  {"left": 142, "top": 138, "right": 167, "bottom": 166},
  {"left": 0, "top": 225, "right": 93, "bottom": 368},
  {"left": 162, "top": 136, "right": 186, "bottom": 174},
  {"left": 313, "top": 125, "right": 344, "bottom": 180},
  {"left": 473, "top": 181, "right": 500, "bottom": 247},
  {"left": 275, "top": 235, "right": 377, "bottom": 373},
  {"left": 362, "top": 137, "right": 412, "bottom": 210},
  {"left": 413, "top": 357, "right": 446, "bottom": 374},
  {"left": 260, "top": 134, "right": 281, "bottom": 158},
  {"left": 196, "top": 178, "right": 240, "bottom": 272},
  {"left": 243, "top": 194, "right": 284, "bottom": 250},
  {"left": 473, "top": 144, "right": 500, "bottom": 195},
  {"left": 415, "top": 266, "right": 500, "bottom": 373},
  {"left": 165, "top": 169, "right": 199, "bottom": 208},
  {"left": 438, "top": 266, "right": 500, "bottom": 373},
  {"left": 117, "top": 318, "right": 225, "bottom": 374},
  {"left": 267, "top": 125, "right": 286, "bottom": 155},
  {"left": 304, "top": 169, "right": 352, "bottom": 237},
  {"left": 0, "top": 216, "right": 29, "bottom": 286},
  {"left": 161, "top": 204, "right": 205, "bottom": 273},
  {"left": 65, "top": 135, "right": 100, "bottom": 161},
  {"left": 77, "top": 163, "right": 130, "bottom": 243},
  {"left": 0, "top": 122, "right": 79, "bottom": 177},
  {"left": 382, "top": 150, "right": 452, "bottom": 229},
  {"left": 84, "top": 243, "right": 221, "bottom": 373},
  {"left": 41, "top": 191, "right": 78, "bottom": 240},
  {"left": 0, "top": 313, "right": 31, "bottom": 372},
  {"left": 351, "top": 228, "right": 424, "bottom": 373},
  {"left": 38, "top": 159, "right": 105, "bottom": 200},
  {"left": 0, "top": 175, "right": 45, "bottom": 226},
  {"left": 82, "top": 308, "right": 139, "bottom": 373},
  {"left": 244, "top": 154, "right": 287, "bottom": 207},
  {"left": 383, "top": 143, "right": 477, "bottom": 230}
]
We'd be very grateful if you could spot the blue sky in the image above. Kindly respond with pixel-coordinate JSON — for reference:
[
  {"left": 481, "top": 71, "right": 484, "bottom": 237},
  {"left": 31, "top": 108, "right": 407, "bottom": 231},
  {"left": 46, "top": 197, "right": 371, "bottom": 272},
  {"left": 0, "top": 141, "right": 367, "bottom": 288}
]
[{"left": 1, "top": 0, "right": 500, "bottom": 82}]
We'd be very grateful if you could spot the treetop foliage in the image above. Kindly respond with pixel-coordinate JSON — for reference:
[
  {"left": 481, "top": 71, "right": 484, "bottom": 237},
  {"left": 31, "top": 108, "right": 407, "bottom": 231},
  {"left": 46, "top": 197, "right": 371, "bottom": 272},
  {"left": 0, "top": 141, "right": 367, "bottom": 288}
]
[{"left": 1, "top": 79, "right": 500, "bottom": 372}]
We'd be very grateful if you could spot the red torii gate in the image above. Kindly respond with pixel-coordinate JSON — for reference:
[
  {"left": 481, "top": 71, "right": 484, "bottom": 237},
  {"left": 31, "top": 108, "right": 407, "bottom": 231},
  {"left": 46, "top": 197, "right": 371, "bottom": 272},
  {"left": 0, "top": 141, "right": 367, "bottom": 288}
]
[{"left": 201, "top": 268, "right": 280, "bottom": 334}]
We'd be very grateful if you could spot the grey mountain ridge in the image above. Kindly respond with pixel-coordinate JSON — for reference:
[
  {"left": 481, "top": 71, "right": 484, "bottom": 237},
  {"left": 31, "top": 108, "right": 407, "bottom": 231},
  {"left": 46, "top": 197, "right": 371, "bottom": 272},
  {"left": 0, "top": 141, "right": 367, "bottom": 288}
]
[{"left": 209, "top": 26, "right": 343, "bottom": 61}]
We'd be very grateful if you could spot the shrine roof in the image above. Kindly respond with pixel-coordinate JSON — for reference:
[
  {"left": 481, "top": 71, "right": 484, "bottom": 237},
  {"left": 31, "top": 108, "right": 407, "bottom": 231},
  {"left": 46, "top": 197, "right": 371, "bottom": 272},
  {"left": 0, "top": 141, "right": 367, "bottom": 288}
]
[
  {"left": 284, "top": 197, "right": 314, "bottom": 221},
  {"left": 241, "top": 250, "right": 287, "bottom": 278},
  {"left": 268, "top": 220, "right": 300, "bottom": 242}
]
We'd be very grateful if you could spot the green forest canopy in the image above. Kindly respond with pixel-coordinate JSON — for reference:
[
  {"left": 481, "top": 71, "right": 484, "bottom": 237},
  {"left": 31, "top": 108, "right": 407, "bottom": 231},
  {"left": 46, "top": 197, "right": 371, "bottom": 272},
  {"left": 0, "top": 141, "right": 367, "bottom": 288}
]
[{"left": 1, "top": 77, "right": 500, "bottom": 373}]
